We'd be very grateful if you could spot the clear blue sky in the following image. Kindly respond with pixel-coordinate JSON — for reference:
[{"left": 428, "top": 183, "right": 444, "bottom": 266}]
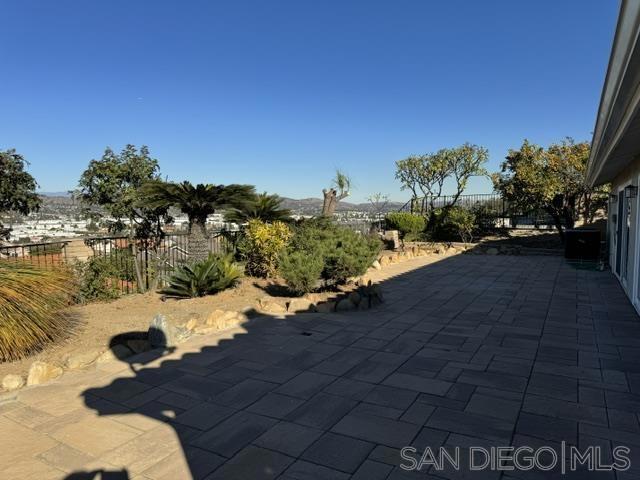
[{"left": 1, "top": 0, "right": 619, "bottom": 203}]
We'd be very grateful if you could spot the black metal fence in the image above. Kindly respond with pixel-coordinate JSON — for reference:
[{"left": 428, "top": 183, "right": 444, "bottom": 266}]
[
  {"left": 0, "top": 240, "right": 70, "bottom": 267},
  {"left": 0, "top": 230, "right": 239, "bottom": 295},
  {"left": 399, "top": 193, "right": 560, "bottom": 229},
  {"left": 87, "top": 231, "right": 239, "bottom": 293}
]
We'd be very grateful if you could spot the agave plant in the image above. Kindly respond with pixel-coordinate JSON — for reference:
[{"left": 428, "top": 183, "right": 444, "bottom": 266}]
[
  {"left": 160, "top": 253, "right": 242, "bottom": 298},
  {"left": 0, "top": 262, "right": 75, "bottom": 362}
]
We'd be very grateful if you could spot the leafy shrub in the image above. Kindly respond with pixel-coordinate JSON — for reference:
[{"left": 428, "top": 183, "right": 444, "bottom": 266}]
[
  {"left": 0, "top": 262, "right": 76, "bottom": 361},
  {"left": 280, "top": 219, "right": 382, "bottom": 292},
  {"left": 470, "top": 203, "right": 501, "bottom": 231},
  {"left": 73, "top": 256, "right": 122, "bottom": 302},
  {"left": 239, "top": 219, "right": 291, "bottom": 277},
  {"left": 279, "top": 251, "right": 324, "bottom": 295},
  {"left": 385, "top": 212, "right": 426, "bottom": 240},
  {"left": 432, "top": 206, "right": 476, "bottom": 243},
  {"left": 160, "top": 253, "right": 241, "bottom": 298}
]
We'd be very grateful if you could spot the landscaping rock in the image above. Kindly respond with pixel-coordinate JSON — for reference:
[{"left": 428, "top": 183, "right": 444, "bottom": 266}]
[
  {"left": 184, "top": 318, "right": 199, "bottom": 331},
  {"left": 27, "top": 361, "right": 63, "bottom": 386},
  {"left": 65, "top": 351, "right": 100, "bottom": 370},
  {"left": 379, "top": 256, "right": 390, "bottom": 267},
  {"left": 371, "top": 260, "right": 381, "bottom": 270},
  {"left": 97, "top": 344, "right": 133, "bottom": 363},
  {"left": 336, "top": 298, "right": 357, "bottom": 312},
  {"left": 148, "top": 314, "right": 178, "bottom": 348},
  {"left": 315, "top": 301, "right": 336, "bottom": 313},
  {"left": 383, "top": 230, "right": 401, "bottom": 250},
  {"left": 206, "top": 310, "right": 247, "bottom": 329},
  {"left": 2, "top": 374, "right": 24, "bottom": 391},
  {"left": 194, "top": 325, "right": 219, "bottom": 335},
  {"left": 258, "top": 298, "right": 287, "bottom": 314},
  {"left": 287, "top": 298, "right": 316, "bottom": 313},
  {"left": 303, "top": 293, "right": 324, "bottom": 304},
  {"left": 486, "top": 247, "right": 499, "bottom": 255}
]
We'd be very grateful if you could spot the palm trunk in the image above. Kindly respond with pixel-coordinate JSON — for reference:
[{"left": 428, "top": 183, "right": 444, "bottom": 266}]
[
  {"left": 188, "top": 221, "right": 210, "bottom": 262},
  {"left": 322, "top": 189, "right": 337, "bottom": 216}
]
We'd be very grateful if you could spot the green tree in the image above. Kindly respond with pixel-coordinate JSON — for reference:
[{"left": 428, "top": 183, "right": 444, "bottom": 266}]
[
  {"left": 492, "top": 138, "right": 605, "bottom": 240},
  {"left": 395, "top": 143, "right": 488, "bottom": 220},
  {"left": 75, "top": 145, "right": 171, "bottom": 238},
  {"left": 322, "top": 170, "right": 351, "bottom": 216},
  {"left": 75, "top": 145, "right": 172, "bottom": 291},
  {"left": 224, "top": 192, "right": 291, "bottom": 224},
  {"left": 140, "top": 180, "right": 255, "bottom": 261},
  {"left": 0, "top": 149, "right": 41, "bottom": 239}
]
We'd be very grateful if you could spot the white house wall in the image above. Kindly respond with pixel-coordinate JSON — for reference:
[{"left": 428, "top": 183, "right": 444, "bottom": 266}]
[{"left": 610, "top": 153, "right": 640, "bottom": 312}]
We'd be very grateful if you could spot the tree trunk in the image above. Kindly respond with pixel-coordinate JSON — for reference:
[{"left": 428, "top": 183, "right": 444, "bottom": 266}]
[
  {"left": 546, "top": 207, "right": 565, "bottom": 243},
  {"left": 128, "top": 217, "right": 146, "bottom": 293},
  {"left": 188, "top": 221, "right": 210, "bottom": 262},
  {"left": 322, "top": 189, "right": 337, "bottom": 216}
]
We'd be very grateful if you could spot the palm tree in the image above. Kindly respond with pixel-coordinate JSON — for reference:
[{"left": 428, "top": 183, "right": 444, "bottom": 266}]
[
  {"left": 322, "top": 170, "right": 352, "bottom": 216},
  {"left": 140, "top": 181, "right": 254, "bottom": 261},
  {"left": 224, "top": 192, "right": 292, "bottom": 224}
]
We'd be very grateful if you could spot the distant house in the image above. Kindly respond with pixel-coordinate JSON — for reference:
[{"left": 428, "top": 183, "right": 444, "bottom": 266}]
[{"left": 586, "top": 0, "right": 640, "bottom": 311}]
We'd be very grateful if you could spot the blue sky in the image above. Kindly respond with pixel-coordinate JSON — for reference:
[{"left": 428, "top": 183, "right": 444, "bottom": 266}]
[{"left": 1, "top": 0, "right": 619, "bottom": 202}]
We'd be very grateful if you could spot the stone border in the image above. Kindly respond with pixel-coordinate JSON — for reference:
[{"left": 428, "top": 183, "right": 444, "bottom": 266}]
[{"left": 1, "top": 248, "right": 441, "bottom": 395}]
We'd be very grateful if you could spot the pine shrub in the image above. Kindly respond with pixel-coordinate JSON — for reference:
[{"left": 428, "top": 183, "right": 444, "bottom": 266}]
[{"left": 384, "top": 212, "right": 426, "bottom": 240}]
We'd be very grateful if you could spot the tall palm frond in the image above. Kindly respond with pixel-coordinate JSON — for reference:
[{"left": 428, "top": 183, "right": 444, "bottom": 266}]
[
  {"left": 139, "top": 180, "right": 255, "bottom": 261},
  {"left": 224, "top": 192, "right": 292, "bottom": 224}
]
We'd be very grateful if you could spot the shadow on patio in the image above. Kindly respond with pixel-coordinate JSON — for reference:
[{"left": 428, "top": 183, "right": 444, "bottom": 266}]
[{"left": 61, "top": 250, "right": 639, "bottom": 479}]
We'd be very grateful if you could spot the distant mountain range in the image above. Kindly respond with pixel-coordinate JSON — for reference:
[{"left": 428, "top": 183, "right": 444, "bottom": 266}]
[
  {"left": 279, "top": 197, "right": 405, "bottom": 214},
  {"left": 39, "top": 193, "right": 405, "bottom": 215}
]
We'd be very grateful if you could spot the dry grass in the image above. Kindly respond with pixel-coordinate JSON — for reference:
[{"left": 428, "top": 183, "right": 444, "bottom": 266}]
[{"left": 0, "top": 262, "right": 76, "bottom": 362}]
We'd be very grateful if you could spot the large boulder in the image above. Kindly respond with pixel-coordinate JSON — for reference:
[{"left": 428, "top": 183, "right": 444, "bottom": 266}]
[
  {"left": 2, "top": 374, "right": 24, "bottom": 391},
  {"left": 27, "top": 361, "right": 63, "bottom": 386}
]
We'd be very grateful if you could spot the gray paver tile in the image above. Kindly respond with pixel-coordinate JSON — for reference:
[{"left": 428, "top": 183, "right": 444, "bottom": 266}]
[{"left": 301, "top": 432, "right": 375, "bottom": 473}]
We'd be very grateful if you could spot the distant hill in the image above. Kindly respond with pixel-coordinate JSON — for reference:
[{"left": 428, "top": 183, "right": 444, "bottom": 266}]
[
  {"left": 280, "top": 197, "right": 405, "bottom": 215},
  {"left": 38, "top": 192, "right": 405, "bottom": 215}
]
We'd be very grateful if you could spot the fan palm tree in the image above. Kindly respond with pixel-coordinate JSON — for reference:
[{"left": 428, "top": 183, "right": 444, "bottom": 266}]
[
  {"left": 224, "top": 192, "right": 292, "bottom": 224},
  {"left": 140, "top": 181, "right": 254, "bottom": 261}
]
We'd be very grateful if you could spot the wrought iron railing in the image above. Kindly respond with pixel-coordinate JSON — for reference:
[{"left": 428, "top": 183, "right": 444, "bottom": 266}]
[
  {"left": 399, "top": 193, "right": 560, "bottom": 229},
  {"left": 0, "top": 230, "right": 239, "bottom": 294}
]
